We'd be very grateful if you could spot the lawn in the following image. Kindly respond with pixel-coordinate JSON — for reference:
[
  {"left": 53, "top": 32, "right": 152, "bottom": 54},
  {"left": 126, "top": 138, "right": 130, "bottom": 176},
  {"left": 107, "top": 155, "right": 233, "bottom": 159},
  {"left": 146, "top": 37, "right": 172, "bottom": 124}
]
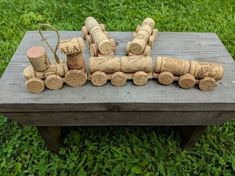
[{"left": 0, "top": 0, "right": 235, "bottom": 175}]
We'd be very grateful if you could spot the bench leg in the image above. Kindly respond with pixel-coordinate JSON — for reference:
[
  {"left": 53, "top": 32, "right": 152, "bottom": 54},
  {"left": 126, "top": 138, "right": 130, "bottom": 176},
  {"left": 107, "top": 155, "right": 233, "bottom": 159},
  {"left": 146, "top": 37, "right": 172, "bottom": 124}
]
[
  {"left": 178, "top": 126, "right": 207, "bottom": 150},
  {"left": 37, "top": 126, "right": 64, "bottom": 153}
]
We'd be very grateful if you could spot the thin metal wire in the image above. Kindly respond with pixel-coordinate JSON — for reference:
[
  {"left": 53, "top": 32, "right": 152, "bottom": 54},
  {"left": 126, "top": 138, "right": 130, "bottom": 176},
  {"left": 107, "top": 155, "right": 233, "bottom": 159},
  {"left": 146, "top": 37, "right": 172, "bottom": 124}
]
[{"left": 38, "top": 24, "right": 60, "bottom": 64}]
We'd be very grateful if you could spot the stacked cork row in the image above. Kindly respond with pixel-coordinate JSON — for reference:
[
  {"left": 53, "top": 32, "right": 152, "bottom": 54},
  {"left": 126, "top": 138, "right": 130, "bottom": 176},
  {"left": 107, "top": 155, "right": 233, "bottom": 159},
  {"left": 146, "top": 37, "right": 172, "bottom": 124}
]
[
  {"left": 23, "top": 17, "right": 224, "bottom": 93},
  {"left": 82, "top": 17, "right": 116, "bottom": 57}
]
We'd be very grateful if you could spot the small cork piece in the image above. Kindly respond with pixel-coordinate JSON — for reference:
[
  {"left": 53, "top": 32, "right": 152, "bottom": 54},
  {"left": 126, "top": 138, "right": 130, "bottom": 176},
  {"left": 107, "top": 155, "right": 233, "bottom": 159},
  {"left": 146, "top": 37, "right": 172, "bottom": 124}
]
[
  {"left": 148, "top": 35, "right": 155, "bottom": 47},
  {"left": 100, "top": 24, "right": 105, "bottom": 31},
  {"left": 125, "top": 42, "right": 131, "bottom": 53},
  {"left": 91, "top": 71, "right": 107, "bottom": 86},
  {"left": 90, "top": 43, "right": 98, "bottom": 57},
  {"left": 59, "top": 38, "right": 84, "bottom": 55},
  {"left": 120, "top": 56, "right": 152, "bottom": 73},
  {"left": 111, "top": 72, "right": 127, "bottom": 86},
  {"left": 45, "top": 74, "right": 63, "bottom": 90},
  {"left": 65, "top": 70, "right": 87, "bottom": 87},
  {"left": 152, "top": 29, "right": 158, "bottom": 40},
  {"left": 85, "top": 17, "right": 112, "bottom": 55},
  {"left": 133, "top": 71, "right": 148, "bottom": 86},
  {"left": 26, "top": 78, "right": 45, "bottom": 94},
  {"left": 136, "top": 24, "right": 141, "bottom": 32},
  {"left": 158, "top": 71, "right": 174, "bottom": 85},
  {"left": 143, "top": 45, "right": 151, "bottom": 56},
  {"left": 109, "top": 38, "right": 116, "bottom": 51},
  {"left": 178, "top": 74, "right": 196, "bottom": 89},
  {"left": 27, "top": 46, "right": 50, "bottom": 72},
  {"left": 129, "top": 18, "right": 155, "bottom": 55},
  {"left": 82, "top": 26, "right": 88, "bottom": 39},
  {"left": 98, "top": 52, "right": 115, "bottom": 57},
  {"left": 67, "top": 53, "right": 85, "bottom": 71},
  {"left": 90, "top": 57, "right": 121, "bottom": 74},
  {"left": 86, "top": 35, "right": 93, "bottom": 46},
  {"left": 199, "top": 77, "right": 217, "bottom": 91},
  {"left": 190, "top": 61, "right": 224, "bottom": 80},
  {"left": 155, "top": 56, "right": 190, "bottom": 76}
]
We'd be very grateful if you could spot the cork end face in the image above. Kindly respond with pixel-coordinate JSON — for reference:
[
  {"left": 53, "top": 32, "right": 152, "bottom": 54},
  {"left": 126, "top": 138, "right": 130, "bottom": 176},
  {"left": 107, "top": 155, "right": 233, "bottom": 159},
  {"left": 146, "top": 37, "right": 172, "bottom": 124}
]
[
  {"left": 98, "top": 41, "right": 112, "bottom": 55},
  {"left": 143, "top": 18, "right": 155, "bottom": 27},
  {"left": 129, "top": 42, "right": 143, "bottom": 55},
  {"left": 155, "top": 56, "right": 163, "bottom": 72},
  {"left": 27, "top": 46, "right": 45, "bottom": 59},
  {"left": 217, "top": 64, "right": 224, "bottom": 80}
]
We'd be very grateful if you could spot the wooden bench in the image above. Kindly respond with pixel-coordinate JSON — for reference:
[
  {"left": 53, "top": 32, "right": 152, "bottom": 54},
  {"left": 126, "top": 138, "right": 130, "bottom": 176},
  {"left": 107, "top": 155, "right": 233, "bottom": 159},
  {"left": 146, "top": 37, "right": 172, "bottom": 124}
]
[{"left": 0, "top": 31, "right": 234, "bottom": 153}]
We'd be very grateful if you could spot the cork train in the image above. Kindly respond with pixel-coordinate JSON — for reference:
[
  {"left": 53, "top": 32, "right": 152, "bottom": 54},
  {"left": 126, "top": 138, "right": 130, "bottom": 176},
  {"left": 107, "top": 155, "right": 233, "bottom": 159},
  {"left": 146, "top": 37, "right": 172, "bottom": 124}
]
[{"left": 23, "top": 17, "right": 224, "bottom": 93}]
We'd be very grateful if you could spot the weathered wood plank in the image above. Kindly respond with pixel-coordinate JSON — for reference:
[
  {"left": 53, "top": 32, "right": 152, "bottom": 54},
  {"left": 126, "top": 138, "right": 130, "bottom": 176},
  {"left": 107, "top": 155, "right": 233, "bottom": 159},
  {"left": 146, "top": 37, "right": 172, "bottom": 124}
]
[
  {"left": 0, "top": 32, "right": 235, "bottom": 114},
  {"left": 3, "top": 111, "right": 234, "bottom": 126}
]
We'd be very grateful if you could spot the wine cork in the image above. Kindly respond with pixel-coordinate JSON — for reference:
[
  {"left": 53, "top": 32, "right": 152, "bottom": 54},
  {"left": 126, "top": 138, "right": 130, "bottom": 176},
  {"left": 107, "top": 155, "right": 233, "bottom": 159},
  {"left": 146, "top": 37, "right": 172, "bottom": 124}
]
[
  {"left": 27, "top": 46, "right": 50, "bottom": 72},
  {"left": 85, "top": 17, "right": 112, "bottom": 55},
  {"left": 25, "top": 78, "right": 45, "bottom": 93},
  {"left": 45, "top": 74, "right": 63, "bottom": 90},
  {"left": 67, "top": 53, "right": 85, "bottom": 71},
  {"left": 59, "top": 37, "right": 84, "bottom": 55},
  {"left": 189, "top": 61, "right": 224, "bottom": 80},
  {"left": 129, "top": 18, "right": 155, "bottom": 55},
  {"left": 86, "top": 35, "right": 93, "bottom": 46},
  {"left": 158, "top": 71, "right": 174, "bottom": 85},
  {"left": 90, "top": 43, "right": 98, "bottom": 57},
  {"left": 120, "top": 56, "right": 152, "bottom": 73},
  {"left": 82, "top": 26, "right": 88, "bottom": 39},
  {"left": 23, "top": 63, "right": 68, "bottom": 80},
  {"left": 98, "top": 52, "right": 115, "bottom": 57},
  {"left": 133, "top": 71, "right": 148, "bottom": 86},
  {"left": 111, "top": 71, "right": 127, "bottom": 86},
  {"left": 155, "top": 56, "right": 190, "bottom": 76},
  {"left": 178, "top": 74, "right": 196, "bottom": 89},
  {"left": 143, "top": 45, "right": 151, "bottom": 56},
  {"left": 65, "top": 70, "right": 87, "bottom": 87},
  {"left": 90, "top": 71, "right": 108, "bottom": 86},
  {"left": 199, "top": 77, "right": 217, "bottom": 91},
  {"left": 89, "top": 56, "right": 121, "bottom": 74}
]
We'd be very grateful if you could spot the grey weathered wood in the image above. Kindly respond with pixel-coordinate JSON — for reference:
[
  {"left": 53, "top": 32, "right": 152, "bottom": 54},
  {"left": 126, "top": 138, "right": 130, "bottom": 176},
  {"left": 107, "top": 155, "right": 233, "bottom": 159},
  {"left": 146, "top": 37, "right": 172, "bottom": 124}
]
[
  {"left": 3, "top": 111, "right": 234, "bottom": 126},
  {"left": 0, "top": 32, "right": 235, "bottom": 113}
]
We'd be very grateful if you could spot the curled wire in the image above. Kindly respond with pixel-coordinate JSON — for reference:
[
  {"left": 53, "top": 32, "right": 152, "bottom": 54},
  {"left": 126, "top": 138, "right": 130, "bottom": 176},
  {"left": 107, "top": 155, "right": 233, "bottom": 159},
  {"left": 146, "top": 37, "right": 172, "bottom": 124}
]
[{"left": 38, "top": 24, "right": 60, "bottom": 64}]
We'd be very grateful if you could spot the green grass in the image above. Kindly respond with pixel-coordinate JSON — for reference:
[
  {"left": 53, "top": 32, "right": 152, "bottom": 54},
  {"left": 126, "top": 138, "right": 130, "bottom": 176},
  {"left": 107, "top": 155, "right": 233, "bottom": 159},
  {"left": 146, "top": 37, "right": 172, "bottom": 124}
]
[{"left": 0, "top": 0, "right": 235, "bottom": 175}]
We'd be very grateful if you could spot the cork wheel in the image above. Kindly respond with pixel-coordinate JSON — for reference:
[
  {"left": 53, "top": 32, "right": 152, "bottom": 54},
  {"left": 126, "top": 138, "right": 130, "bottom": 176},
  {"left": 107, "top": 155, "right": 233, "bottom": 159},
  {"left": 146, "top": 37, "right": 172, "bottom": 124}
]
[
  {"left": 90, "top": 43, "right": 98, "bottom": 57},
  {"left": 82, "top": 26, "right": 88, "bottom": 39},
  {"left": 178, "top": 74, "right": 196, "bottom": 89},
  {"left": 91, "top": 71, "right": 108, "bottom": 86},
  {"left": 158, "top": 71, "right": 174, "bottom": 85},
  {"left": 45, "top": 74, "right": 63, "bottom": 90},
  {"left": 143, "top": 45, "right": 151, "bottom": 56},
  {"left": 199, "top": 77, "right": 217, "bottom": 91},
  {"left": 111, "top": 72, "right": 127, "bottom": 86},
  {"left": 26, "top": 78, "right": 45, "bottom": 94},
  {"left": 65, "top": 70, "right": 87, "bottom": 87},
  {"left": 133, "top": 71, "right": 148, "bottom": 86}
]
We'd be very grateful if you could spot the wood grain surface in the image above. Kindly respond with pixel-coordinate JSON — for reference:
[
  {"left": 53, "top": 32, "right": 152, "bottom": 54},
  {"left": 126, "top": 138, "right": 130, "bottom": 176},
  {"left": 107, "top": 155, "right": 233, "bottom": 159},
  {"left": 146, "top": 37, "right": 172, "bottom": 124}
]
[{"left": 0, "top": 31, "right": 234, "bottom": 114}]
